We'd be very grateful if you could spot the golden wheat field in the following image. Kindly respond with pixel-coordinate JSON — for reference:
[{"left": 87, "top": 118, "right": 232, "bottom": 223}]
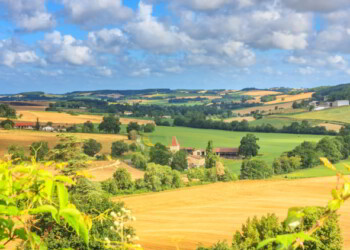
[
  {"left": 243, "top": 90, "right": 282, "bottom": 96},
  {"left": 266, "top": 92, "right": 314, "bottom": 104},
  {"left": 119, "top": 177, "right": 350, "bottom": 250},
  {"left": 0, "top": 110, "right": 154, "bottom": 125},
  {"left": 223, "top": 116, "right": 256, "bottom": 123},
  {"left": 234, "top": 102, "right": 298, "bottom": 115},
  {"left": 0, "top": 129, "right": 128, "bottom": 155},
  {"left": 318, "top": 123, "right": 344, "bottom": 132}
]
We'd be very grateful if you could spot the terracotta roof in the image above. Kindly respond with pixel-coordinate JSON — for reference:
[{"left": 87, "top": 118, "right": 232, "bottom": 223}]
[
  {"left": 15, "top": 122, "right": 35, "bottom": 127},
  {"left": 171, "top": 136, "right": 180, "bottom": 147},
  {"left": 215, "top": 148, "right": 239, "bottom": 153}
]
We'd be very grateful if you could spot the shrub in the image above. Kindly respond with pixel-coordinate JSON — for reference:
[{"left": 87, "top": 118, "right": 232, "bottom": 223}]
[
  {"left": 149, "top": 143, "right": 172, "bottom": 165},
  {"left": 4, "top": 123, "right": 12, "bottom": 130},
  {"left": 129, "top": 143, "right": 138, "bottom": 152},
  {"left": 272, "top": 155, "right": 302, "bottom": 175},
  {"left": 127, "top": 122, "right": 141, "bottom": 133},
  {"left": 30, "top": 141, "right": 49, "bottom": 161},
  {"left": 82, "top": 121, "right": 94, "bottom": 133},
  {"left": 240, "top": 159, "right": 273, "bottom": 180},
  {"left": 8, "top": 145, "right": 27, "bottom": 162},
  {"left": 288, "top": 141, "right": 321, "bottom": 168},
  {"left": 143, "top": 163, "right": 183, "bottom": 191},
  {"left": 101, "top": 178, "right": 119, "bottom": 195},
  {"left": 128, "top": 130, "right": 138, "bottom": 140},
  {"left": 1, "top": 119, "right": 14, "bottom": 128},
  {"left": 83, "top": 139, "right": 102, "bottom": 157},
  {"left": 316, "top": 137, "right": 343, "bottom": 163},
  {"left": 113, "top": 168, "right": 133, "bottom": 190},
  {"left": 144, "top": 123, "right": 155, "bottom": 133},
  {"left": 131, "top": 152, "right": 147, "bottom": 170},
  {"left": 171, "top": 150, "right": 188, "bottom": 171},
  {"left": 111, "top": 140, "right": 129, "bottom": 157}
]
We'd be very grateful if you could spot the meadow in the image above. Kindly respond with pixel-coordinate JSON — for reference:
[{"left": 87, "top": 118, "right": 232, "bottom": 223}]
[
  {"left": 148, "top": 126, "right": 325, "bottom": 173},
  {"left": 120, "top": 176, "right": 350, "bottom": 250}
]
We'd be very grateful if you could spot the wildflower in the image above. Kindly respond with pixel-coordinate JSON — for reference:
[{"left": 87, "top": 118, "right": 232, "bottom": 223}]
[{"left": 110, "top": 212, "right": 117, "bottom": 218}]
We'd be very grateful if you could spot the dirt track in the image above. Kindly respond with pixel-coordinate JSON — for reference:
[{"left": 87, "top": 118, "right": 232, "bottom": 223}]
[{"left": 120, "top": 177, "right": 350, "bottom": 250}]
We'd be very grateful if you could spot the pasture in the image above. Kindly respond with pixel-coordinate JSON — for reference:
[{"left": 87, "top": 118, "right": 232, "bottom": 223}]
[
  {"left": 149, "top": 126, "right": 325, "bottom": 173},
  {"left": 120, "top": 176, "right": 350, "bottom": 250},
  {"left": 0, "top": 129, "right": 128, "bottom": 155}
]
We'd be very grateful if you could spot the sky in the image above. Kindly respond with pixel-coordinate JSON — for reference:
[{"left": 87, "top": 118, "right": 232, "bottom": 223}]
[{"left": 1, "top": 0, "right": 350, "bottom": 93}]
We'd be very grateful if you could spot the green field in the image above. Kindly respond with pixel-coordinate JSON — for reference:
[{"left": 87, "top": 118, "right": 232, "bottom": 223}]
[
  {"left": 149, "top": 126, "right": 325, "bottom": 174},
  {"left": 284, "top": 106, "right": 350, "bottom": 124},
  {"left": 249, "top": 117, "right": 320, "bottom": 129}
]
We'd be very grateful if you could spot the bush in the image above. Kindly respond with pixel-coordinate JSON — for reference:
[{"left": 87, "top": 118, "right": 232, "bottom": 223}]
[
  {"left": 8, "top": 145, "right": 27, "bottom": 162},
  {"left": 111, "top": 140, "right": 129, "bottom": 157},
  {"left": 128, "top": 130, "right": 138, "bottom": 140},
  {"left": 171, "top": 150, "right": 188, "bottom": 171},
  {"left": 129, "top": 143, "right": 138, "bottom": 152},
  {"left": 30, "top": 141, "right": 49, "bottom": 161},
  {"left": 101, "top": 178, "right": 119, "bottom": 195},
  {"left": 240, "top": 159, "right": 273, "bottom": 180},
  {"left": 272, "top": 155, "right": 302, "bottom": 175},
  {"left": 149, "top": 143, "right": 172, "bottom": 165},
  {"left": 127, "top": 122, "right": 141, "bottom": 133},
  {"left": 4, "top": 123, "right": 12, "bottom": 130},
  {"left": 113, "top": 168, "right": 133, "bottom": 190},
  {"left": 83, "top": 139, "right": 102, "bottom": 157},
  {"left": 316, "top": 137, "right": 343, "bottom": 163},
  {"left": 143, "top": 163, "right": 183, "bottom": 191},
  {"left": 287, "top": 141, "right": 321, "bottom": 169},
  {"left": 144, "top": 123, "right": 155, "bottom": 133},
  {"left": 131, "top": 152, "right": 147, "bottom": 170},
  {"left": 1, "top": 119, "right": 14, "bottom": 128}
]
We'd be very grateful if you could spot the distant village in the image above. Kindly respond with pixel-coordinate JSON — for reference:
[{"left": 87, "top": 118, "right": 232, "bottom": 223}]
[
  {"left": 169, "top": 136, "right": 239, "bottom": 169},
  {"left": 13, "top": 122, "right": 67, "bottom": 132}
]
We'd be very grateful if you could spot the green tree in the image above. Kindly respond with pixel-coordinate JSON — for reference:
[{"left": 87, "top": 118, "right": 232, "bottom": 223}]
[
  {"left": 143, "top": 163, "right": 183, "bottom": 191},
  {"left": 35, "top": 118, "right": 40, "bottom": 131},
  {"left": 129, "top": 142, "right": 138, "bottom": 152},
  {"left": 111, "top": 140, "right": 129, "bottom": 157},
  {"left": 149, "top": 143, "right": 172, "bottom": 165},
  {"left": 128, "top": 130, "right": 138, "bottom": 140},
  {"left": 83, "top": 139, "right": 102, "bottom": 157},
  {"left": 82, "top": 121, "right": 94, "bottom": 133},
  {"left": 0, "top": 119, "right": 14, "bottom": 128},
  {"left": 205, "top": 140, "right": 217, "bottom": 168},
  {"left": 0, "top": 103, "right": 16, "bottom": 118},
  {"left": 30, "top": 141, "right": 49, "bottom": 161},
  {"left": 272, "top": 155, "right": 302, "bottom": 175},
  {"left": 131, "top": 152, "right": 147, "bottom": 169},
  {"left": 171, "top": 150, "right": 188, "bottom": 171},
  {"left": 113, "top": 168, "right": 133, "bottom": 190},
  {"left": 98, "top": 116, "right": 121, "bottom": 134},
  {"left": 240, "top": 159, "right": 273, "bottom": 180},
  {"left": 8, "top": 145, "right": 27, "bottom": 162},
  {"left": 288, "top": 141, "right": 321, "bottom": 168},
  {"left": 316, "top": 137, "right": 343, "bottom": 163},
  {"left": 127, "top": 122, "right": 141, "bottom": 133},
  {"left": 144, "top": 123, "right": 156, "bottom": 133},
  {"left": 239, "top": 134, "right": 260, "bottom": 158}
]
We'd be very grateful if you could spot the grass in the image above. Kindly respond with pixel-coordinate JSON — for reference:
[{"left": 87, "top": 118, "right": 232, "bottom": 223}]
[
  {"left": 249, "top": 117, "right": 320, "bottom": 129},
  {"left": 149, "top": 126, "right": 325, "bottom": 173}
]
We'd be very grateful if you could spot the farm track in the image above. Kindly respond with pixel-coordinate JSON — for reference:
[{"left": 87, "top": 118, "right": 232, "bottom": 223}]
[{"left": 120, "top": 177, "right": 350, "bottom": 250}]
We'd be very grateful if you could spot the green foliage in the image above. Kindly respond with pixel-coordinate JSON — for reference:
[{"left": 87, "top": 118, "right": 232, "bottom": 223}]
[
  {"left": 8, "top": 144, "right": 27, "bottom": 162},
  {"left": 35, "top": 118, "right": 40, "bottom": 131},
  {"left": 143, "top": 163, "right": 183, "bottom": 191},
  {"left": 82, "top": 121, "right": 94, "bottom": 133},
  {"left": 83, "top": 139, "right": 102, "bottom": 157},
  {"left": 111, "top": 141, "right": 129, "bottom": 157},
  {"left": 113, "top": 168, "right": 134, "bottom": 190},
  {"left": 239, "top": 134, "right": 260, "bottom": 157},
  {"left": 0, "top": 103, "right": 16, "bottom": 118},
  {"left": 288, "top": 141, "right": 321, "bottom": 169},
  {"left": 171, "top": 150, "right": 188, "bottom": 171},
  {"left": 128, "top": 130, "right": 138, "bottom": 140},
  {"left": 99, "top": 116, "right": 121, "bottom": 134},
  {"left": 101, "top": 178, "right": 119, "bottom": 195},
  {"left": 30, "top": 141, "right": 49, "bottom": 161},
  {"left": 0, "top": 119, "right": 14, "bottom": 128},
  {"left": 129, "top": 143, "right": 138, "bottom": 152},
  {"left": 127, "top": 122, "right": 141, "bottom": 133},
  {"left": 149, "top": 143, "right": 172, "bottom": 165},
  {"left": 143, "top": 123, "right": 155, "bottom": 133},
  {"left": 240, "top": 159, "right": 273, "bottom": 180},
  {"left": 316, "top": 137, "right": 343, "bottom": 163},
  {"left": 131, "top": 152, "right": 147, "bottom": 170},
  {"left": 205, "top": 140, "right": 217, "bottom": 169},
  {"left": 273, "top": 155, "right": 302, "bottom": 175},
  {"left": 49, "top": 134, "right": 88, "bottom": 162}
]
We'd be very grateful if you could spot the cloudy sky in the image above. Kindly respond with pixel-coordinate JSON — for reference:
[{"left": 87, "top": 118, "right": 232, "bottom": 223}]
[{"left": 1, "top": 0, "right": 350, "bottom": 93}]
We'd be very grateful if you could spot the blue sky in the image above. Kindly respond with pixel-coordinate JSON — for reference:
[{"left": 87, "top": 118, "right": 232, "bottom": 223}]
[{"left": 1, "top": 0, "right": 350, "bottom": 93}]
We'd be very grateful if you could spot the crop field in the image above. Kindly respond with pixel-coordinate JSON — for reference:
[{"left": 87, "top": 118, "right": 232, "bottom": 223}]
[
  {"left": 223, "top": 116, "right": 255, "bottom": 123},
  {"left": 286, "top": 106, "right": 350, "bottom": 124},
  {"left": 149, "top": 126, "right": 324, "bottom": 173},
  {"left": 120, "top": 176, "right": 350, "bottom": 250},
  {"left": 242, "top": 90, "right": 281, "bottom": 96},
  {"left": 0, "top": 110, "right": 154, "bottom": 125},
  {"left": 266, "top": 92, "right": 314, "bottom": 104},
  {"left": 234, "top": 102, "right": 299, "bottom": 115},
  {"left": 0, "top": 129, "right": 128, "bottom": 155}
]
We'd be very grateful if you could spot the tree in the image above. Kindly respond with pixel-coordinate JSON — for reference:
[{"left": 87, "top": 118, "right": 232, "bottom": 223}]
[
  {"left": 240, "top": 159, "right": 273, "bottom": 180},
  {"left": 98, "top": 116, "right": 121, "bottom": 134},
  {"left": 46, "top": 121, "right": 53, "bottom": 126},
  {"left": 0, "top": 119, "right": 14, "bottom": 128},
  {"left": 129, "top": 142, "right": 138, "bottom": 152},
  {"left": 83, "top": 139, "right": 102, "bottom": 157},
  {"left": 111, "top": 140, "right": 129, "bottom": 157},
  {"left": 316, "top": 137, "right": 343, "bottom": 163},
  {"left": 128, "top": 130, "right": 138, "bottom": 140},
  {"left": 0, "top": 103, "right": 16, "bottom": 118},
  {"left": 149, "top": 143, "right": 172, "bottom": 165},
  {"left": 8, "top": 145, "right": 27, "bottom": 162},
  {"left": 144, "top": 123, "right": 155, "bottom": 133},
  {"left": 113, "top": 168, "right": 133, "bottom": 190},
  {"left": 288, "top": 141, "right": 321, "bottom": 168},
  {"left": 131, "top": 152, "right": 147, "bottom": 169},
  {"left": 82, "top": 121, "right": 94, "bottom": 133},
  {"left": 127, "top": 122, "right": 141, "bottom": 133},
  {"left": 239, "top": 134, "right": 260, "bottom": 157},
  {"left": 35, "top": 118, "right": 40, "bottom": 131},
  {"left": 30, "top": 141, "right": 49, "bottom": 161},
  {"left": 171, "top": 150, "right": 188, "bottom": 171},
  {"left": 205, "top": 140, "right": 217, "bottom": 168},
  {"left": 273, "top": 155, "right": 302, "bottom": 175}
]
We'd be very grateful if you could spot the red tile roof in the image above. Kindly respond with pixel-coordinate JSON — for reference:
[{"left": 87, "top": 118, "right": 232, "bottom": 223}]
[
  {"left": 171, "top": 136, "right": 180, "bottom": 147},
  {"left": 15, "top": 122, "right": 35, "bottom": 127}
]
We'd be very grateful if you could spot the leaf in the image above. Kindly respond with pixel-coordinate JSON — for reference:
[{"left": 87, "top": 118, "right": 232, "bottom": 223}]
[
  {"left": 320, "top": 158, "right": 336, "bottom": 171},
  {"left": 59, "top": 208, "right": 89, "bottom": 245},
  {"left": 56, "top": 183, "right": 69, "bottom": 209},
  {"left": 55, "top": 176, "right": 75, "bottom": 185},
  {"left": 284, "top": 207, "right": 304, "bottom": 229},
  {"left": 342, "top": 183, "right": 350, "bottom": 197},
  {"left": 0, "top": 205, "right": 19, "bottom": 216},
  {"left": 29, "top": 205, "right": 59, "bottom": 223},
  {"left": 328, "top": 199, "right": 343, "bottom": 211},
  {"left": 14, "top": 228, "right": 27, "bottom": 240},
  {"left": 43, "top": 179, "right": 54, "bottom": 202},
  {"left": 257, "top": 238, "right": 277, "bottom": 249},
  {"left": 331, "top": 189, "right": 340, "bottom": 200}
]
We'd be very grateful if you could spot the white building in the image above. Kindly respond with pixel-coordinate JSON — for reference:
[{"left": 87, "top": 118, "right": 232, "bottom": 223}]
[
  {"left": 332, "top": 100, "right": 349, "bottom": 107},
  {"left": 42, "top": 126, "right": 55, "bottom": 132}
]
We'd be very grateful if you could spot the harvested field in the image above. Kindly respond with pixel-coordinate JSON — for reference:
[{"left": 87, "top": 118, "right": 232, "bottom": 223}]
[
  {"left": 243, "top": 90, "right": 281, "bottom": 96},
  {"left": 266, "top": 92, "right": 314, "bottom": 104},
  {"left": 0, "top": 129, "right": 127, "bottom": 155},
  {"left": 175, "top": 96, "right": 221, "bottom": 100},
  {"left": 318, "top": 123, "right": 343, "bottom": 132},
  {"left": 0, "top": 110, "right": 154, "bottom": 126},
  {"left": 87, "top": 160, "right": 144, "bottom": 181},
  {"left": 234, "top": 102, "right": 297, "bottom": 115},
  {"left": 223, "top": 116, "right": 255, "bottom": 123},
  {"left": 120, "top": 177, "right": 350, "bottom": 250}
]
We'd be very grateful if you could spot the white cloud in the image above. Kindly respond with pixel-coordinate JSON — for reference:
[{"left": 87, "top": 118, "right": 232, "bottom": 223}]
[
  {"left": 299, "top": 66, "right": 315, "bottom": 75},
  {"left": 287, "top": 56, "right": 307, "bottom": 64},
  {"left": 0, "top": 0, "right": 55, "bottom": 32},
  {"left": 61, "top": 0, "right": 132, "bottom": 28},
  {"left": 130, "top": 68, "right": 151, "bottom": 77},
  {"left": 97, "top": 66, "right": 113, "bottom": 77},
  {"left": 283, "top": 0, "right": 350, "bottom": 12},
  {"left": 40, "top": 31, "right": 93, "bottom": 66},
  {"left": 88, "top": 28, "right": 127, "bottom": 54}
]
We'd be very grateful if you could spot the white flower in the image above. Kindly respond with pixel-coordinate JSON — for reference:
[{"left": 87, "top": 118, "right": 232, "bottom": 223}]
[
  {"left": 114, "top": 221, "right": 120, "bottom": 227},
  {"left": 110, "top": 212, "right": 117, "bottom": 218}
]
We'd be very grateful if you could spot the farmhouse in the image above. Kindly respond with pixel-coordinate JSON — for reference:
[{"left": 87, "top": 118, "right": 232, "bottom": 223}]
[
  {"left": 187, "top": 155, "right": 205, "bottom": 169},
  {"left": 14, "top": 122, "right": 34, "bottom": 130},
  {"left": 332, "top": 100, "right": 349, "bottom": 107},
  {"left": 215, "top": 148, "right": 239, "bottom": 158},
  {"left": 42, "top": 126, "right": 55, "bottom": 132}
]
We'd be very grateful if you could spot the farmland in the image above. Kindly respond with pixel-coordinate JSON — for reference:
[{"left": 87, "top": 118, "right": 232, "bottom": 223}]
[
  {"left": 266, "top": 92, "right": 314, "bottom": 104},
  {"left": 148, "top": 126, "right": 325, "bottom": 173},
  {"left": 120, "top": 176, "right": 350, "bottom": 250},
  {"left": 0, "top": 129, "right": 128, "bottom": 155}
]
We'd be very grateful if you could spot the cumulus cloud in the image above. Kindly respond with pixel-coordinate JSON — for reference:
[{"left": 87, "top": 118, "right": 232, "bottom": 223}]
[
  {"left": 39, "top": 31, "right": 93, "bottom": 66},
  {"left": 283, "top": 0, "right": 350, "bottom": 12},
  {"left": 97, "top": 66, "right": 113, "bottom": 77},
  {"left": 61, "top": 0, "right": 132, "bottom": 28},
  {"left": 0, "top": 0, "right": 55, "bottom": 32},
  {"left": 88, "top": 28, "right": 127, "bottom": 54},
  {"left": 299, "top": 66, "right": 315, "bottom": 75}
]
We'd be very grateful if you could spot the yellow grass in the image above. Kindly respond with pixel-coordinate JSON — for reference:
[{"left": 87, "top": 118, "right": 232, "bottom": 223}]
[
  {"left": 175, "top": 96, "right": 221, "bottom": 100},
  {"left": 266, "top": 92, "right": 314, "bottom": 104},
  {"left": 318, "top": 123, "right": 344, "bottom": 132},
  {"left": 223, "top": 116, "right": 255, "bottom": 123},
  {"left": 0, "top": 110, "right": 154, "bottom": 126},
  {"left": 235, "top": 102, "right": 298, "bottom": 115},
  {"left": 0, "top": 129, "right": 128, "bottom": 155},
  {"left": 243, "top": 90, "right": 281, "bottom": 96},
  {"left": 120, "top": 177, "right": 350, "bottom": 250}
]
